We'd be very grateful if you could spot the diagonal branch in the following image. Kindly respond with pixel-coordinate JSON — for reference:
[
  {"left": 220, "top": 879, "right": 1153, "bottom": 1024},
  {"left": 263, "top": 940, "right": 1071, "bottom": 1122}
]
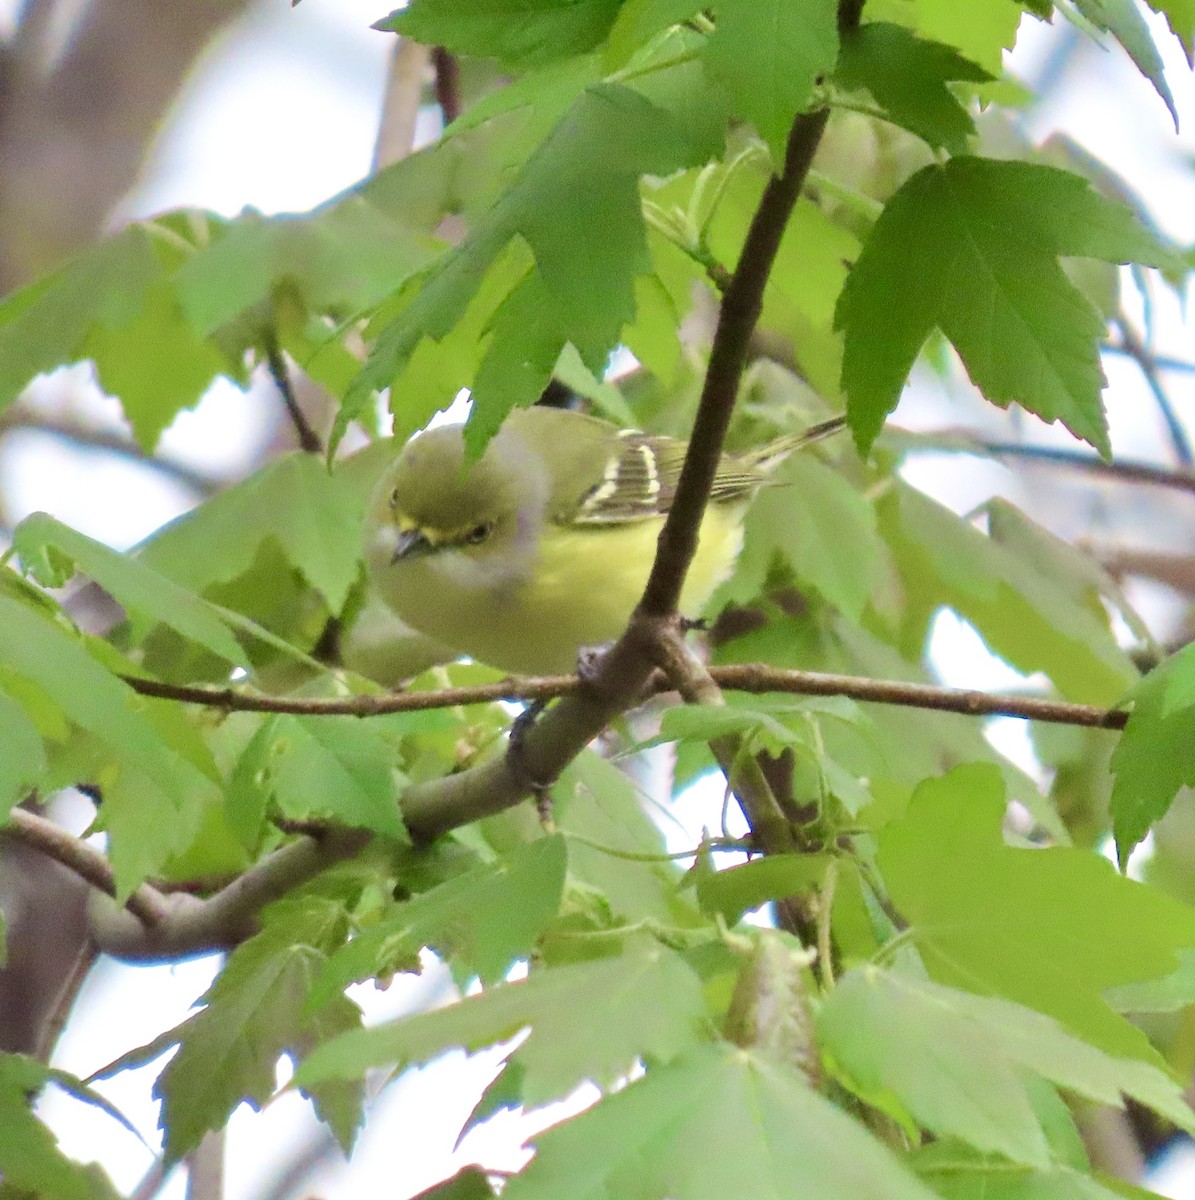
[
  {"left": 1113, "top": 315, "right": 1193, "bottom": 466},
  {"left": 265, "top": 339, "right": 322, "bottom": 455},
  {"left": 638, "top": 106, "right": 832, "bottom": 617}
]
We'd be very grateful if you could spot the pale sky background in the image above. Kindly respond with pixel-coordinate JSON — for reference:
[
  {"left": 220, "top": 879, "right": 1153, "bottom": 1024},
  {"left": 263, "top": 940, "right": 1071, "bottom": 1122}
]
[{"left": 6, "top": 2, "right": 1195, "bottom": 1198}]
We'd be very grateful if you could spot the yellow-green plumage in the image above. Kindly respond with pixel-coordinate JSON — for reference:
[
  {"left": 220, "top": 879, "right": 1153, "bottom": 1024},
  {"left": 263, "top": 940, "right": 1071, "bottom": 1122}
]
[{"left": 364, "top": 407, "right": 841, "bottom": 676}]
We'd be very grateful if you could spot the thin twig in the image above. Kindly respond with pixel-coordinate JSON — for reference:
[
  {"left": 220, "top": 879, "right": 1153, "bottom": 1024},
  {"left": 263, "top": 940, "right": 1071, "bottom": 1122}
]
[
  {"left": 80, "top": 657, "right": 1130, "bottom": 964},
  {"left": 264, "top": 340, "right": 322, "bottom": 454},
  {"left": 1113, "top": 315, "right": 1193, "bottom": 465},
  {"left": 34, "top": 938, "right": 99, "bottom": 1064},
  {"left": 130, "top": 1156, "right": 177, "bottom": 1200},
  {"left": 186, "top": 1130, "right": 225, "bottom": 1200},
  {"left": 5, "top": 809, "right": 169, "bottom": 925},
  {"left": 373, "top": 38, "right": 432, "bottom": 171},
  {"left": 431, "top": 47, "right": 461, "bottom": 124},
  {"left": 652, "top": 625, "right": 797, "bottom": 856},
  {"left": 1103, "top": 339, "right": 1195, "bottom": 376},
  {"left": 0, "top": 411, "right": 223, "bottom": 493},
  {"left": 905, "top": 428, "right": 1195, "bottom": 496},
  {"left": 118, "top": 673, "right": 577, "bottom": 714},
  {"left": 118, "top": 663, "right": 1129, "bottom": 729}
]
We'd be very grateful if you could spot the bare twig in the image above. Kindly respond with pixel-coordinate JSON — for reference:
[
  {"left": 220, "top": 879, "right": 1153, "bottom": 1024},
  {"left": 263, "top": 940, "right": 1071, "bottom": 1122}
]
[
  {"left": 905, "top": 428, "right": 1195, "bottom": 496},
  {"left": 1103, "top": 339, "right": 1195, "bottom": 377},
  {"left": 373, "top": 38, "right": 432, "bottom": 171},
  {"left": 33, "top": 939, "right": 99, "bottom": 1064},
  {"left": 1113, "top": 315, "right": 1193, "bottom": 465},
  {"left": 7, "top": 648, "right": 1134, "bottom": 966},
  {"left": 0, "top": 410, "right": 223, "bottom": 493},
  {"left": 130, "top": 1156, "right": 177, "bottom": 1200},
  {"left": 264, "top": 340, "right": 322, "bottom": 455},
  {"left": 431, "top": 47, "right": 462, "bottom": 124},
  {"left": 5, "top": 808, "right": 169, "bottom": 926},
  {"left": 118, "top": 663, "right": 1129, "bottom": 729},
  {"left": 186, "top": 1130, "right": 225, "bottom": 1200}
]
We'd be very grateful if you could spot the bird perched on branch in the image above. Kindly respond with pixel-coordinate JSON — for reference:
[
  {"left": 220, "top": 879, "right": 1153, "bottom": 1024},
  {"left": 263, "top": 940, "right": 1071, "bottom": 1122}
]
[{"left": 365, "top": 406, "right": 845, "bottom": 676}]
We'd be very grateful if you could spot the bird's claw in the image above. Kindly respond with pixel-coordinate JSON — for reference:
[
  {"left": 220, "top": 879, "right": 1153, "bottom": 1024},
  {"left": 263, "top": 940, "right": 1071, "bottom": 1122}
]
[
  {"left": 576, "top": 644, "right": 611, "bottom": 685},
  {"left": 506, "top": 700, "right": 556, "bottom": 830}
]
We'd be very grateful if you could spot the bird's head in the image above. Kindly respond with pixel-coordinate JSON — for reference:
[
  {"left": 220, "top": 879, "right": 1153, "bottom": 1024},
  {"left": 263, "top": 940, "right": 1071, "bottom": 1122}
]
[{"left": 365, "top": 421, "right": 549, "bottom": 581}]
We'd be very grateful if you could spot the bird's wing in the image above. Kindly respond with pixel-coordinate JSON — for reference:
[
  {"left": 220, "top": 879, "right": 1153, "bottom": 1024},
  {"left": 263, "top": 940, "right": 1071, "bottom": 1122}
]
[{"left": 571, "top": 430, "right": 763, "bottom": 525}]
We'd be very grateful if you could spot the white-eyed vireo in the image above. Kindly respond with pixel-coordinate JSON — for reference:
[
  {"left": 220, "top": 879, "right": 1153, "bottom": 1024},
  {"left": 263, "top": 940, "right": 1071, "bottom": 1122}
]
[{"left": 364, "top": 406, "right": 844, "bottom": 676}]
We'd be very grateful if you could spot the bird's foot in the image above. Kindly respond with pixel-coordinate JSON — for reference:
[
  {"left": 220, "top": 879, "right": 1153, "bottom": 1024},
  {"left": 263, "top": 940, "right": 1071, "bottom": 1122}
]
[
  {"left": 575, "top": 644, "right": 611, "bottom": 686},
  {"left": 679, "top": 615, "right": 708, "bottom": 633},
  {"left": 506, "top": 700, "right": 556, "bottom": 831}
]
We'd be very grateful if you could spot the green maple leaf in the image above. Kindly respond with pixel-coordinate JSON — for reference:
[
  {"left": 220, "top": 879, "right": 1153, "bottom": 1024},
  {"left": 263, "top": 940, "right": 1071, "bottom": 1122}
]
[
  {"left": 502, "top": 1044, "right": 940, "bottom": 1200},
  {"left": 335, "top": 77, "right": 725, "bottom": 454},
  {"left": 137, "top": 453, "right": 366, "bottom": 613},
  {"left": 1073, "top": 0, "right": 1177, "bottom": 125},
  {"left": 14, "top": 513, "right": 248, "bottom": 667},
  {"left": 880, "top": 484, "right": 1137, "bottom": 705},
  {"left": 725, "top": 453, "right": 886, "bottom": 622},
  {"left": 912, "top": 1142, "right": 1160, "bottom": 1200},
  {"left": 296, "top": 942, "right": 708, "bottom": 1107},
  {"left": 835, "top": 23, "right": 992, "bottom": 153},
  {"left": 820, "top": 967, "right": 1194, "bottom": 1166},
  {"left": 836, "top": 157, "right": 1179, "bottom": 456},
  {"left": 261, "top": 714, "right": 409, "bottom": 840},
  {"left": 0, "top": 688, "right": 48, "bottom": 819},
  {"left": 703, "top": 0, "right": 839, "bottom": 165},
  {"left": 876, "top": 764, "right": 1195, "bottom": 1060},
  {"left": 911, "top": 0, "right": 1026, "bottom": 73},
  {"left": 312, "top": 835, "right": 567, "bottom": 1000},
  {"left": 1110, "top": 642, "right": 1195, "bottom": 865},
  {"left": 0, "top": 593, "right": 219, "bottom": 894},
  {"left": 377, "top": 0, "right": 624, "bottom": 67},
  {"left": 1145, "top": 0, "right": 1194, "bottom": 58},
  {"left": 0, "top": 1055, "right": 121, "bottom": 1200},
  {"left": 153, "top": 898, "right": 361, "bottom": 1161}
]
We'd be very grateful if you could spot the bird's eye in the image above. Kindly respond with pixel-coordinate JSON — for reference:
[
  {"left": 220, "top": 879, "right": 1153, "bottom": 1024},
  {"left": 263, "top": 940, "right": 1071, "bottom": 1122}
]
[
  {"left": 465, "top": 522, "right": 493, "bottom": 545},
  {"left": 388, "top": 487, "right": 400, "bottom": 510}
]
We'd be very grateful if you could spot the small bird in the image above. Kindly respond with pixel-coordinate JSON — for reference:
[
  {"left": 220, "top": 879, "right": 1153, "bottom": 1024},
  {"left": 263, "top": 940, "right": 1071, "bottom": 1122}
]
[{"left": 364, "top": 406, "right": 845, "bottom": 676}]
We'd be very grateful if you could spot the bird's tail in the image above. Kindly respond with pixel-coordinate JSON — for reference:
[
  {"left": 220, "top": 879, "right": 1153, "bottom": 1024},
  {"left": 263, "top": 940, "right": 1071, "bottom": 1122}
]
[{"left": 743, "top": 414, "right": 848, "bottom": 473}]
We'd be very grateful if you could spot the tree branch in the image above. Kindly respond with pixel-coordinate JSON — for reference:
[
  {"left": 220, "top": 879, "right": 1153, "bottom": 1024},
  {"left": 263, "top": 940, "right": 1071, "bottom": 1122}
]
[
  {"left": 638, "top": 105, "right": 831, "bottom": 616},
  {"left": 651, "top": 629, "right": 797, "bottom": 858},
  {"left": 75, "top": 662, "right": 1129, "bottom": 963},
  {"left": 1113, "top": 314, "right": 1193, "bottom": 465},
  {"left": 265, "top": 340, "right": 322, "bottom": 455},
  {"left": 372, "top": 37, "right": 432, "bottom": 172},
  {"left": 1103, "top": 338, "right": 1195, "bottom": 377},
  {"left": 4, "top": 808, "right": 169, "bottom": 926},
  {"left": 904, "top": 427, "right": 1195, "bottom": 497},
  {"left": 431, "top": 47, "right": 462, "bottom": 125},
  {"left": 87, "top": 827, "right": 370, "bottom": 961},
  {"left": 120, "top": 662, "right": 1129, "bottom": 728},
  {"left": 0, "top": 409, "right": 223, "bottom": 493}
]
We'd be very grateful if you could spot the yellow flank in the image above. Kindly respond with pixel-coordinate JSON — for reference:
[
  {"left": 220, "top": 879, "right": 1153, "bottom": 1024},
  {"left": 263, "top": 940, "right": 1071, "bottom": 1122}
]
[
  {"left": 522, "top": 503, "right": 746, "bottom": 661},
  {"left": 376, "top": 502, "right": 745, "bottom": 676}
]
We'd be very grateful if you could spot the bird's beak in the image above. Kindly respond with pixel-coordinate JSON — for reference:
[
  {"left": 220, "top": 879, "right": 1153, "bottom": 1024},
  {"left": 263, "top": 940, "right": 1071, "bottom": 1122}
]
[{"left": 393, "top": 527, "right": 432, "bottom": 562}]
